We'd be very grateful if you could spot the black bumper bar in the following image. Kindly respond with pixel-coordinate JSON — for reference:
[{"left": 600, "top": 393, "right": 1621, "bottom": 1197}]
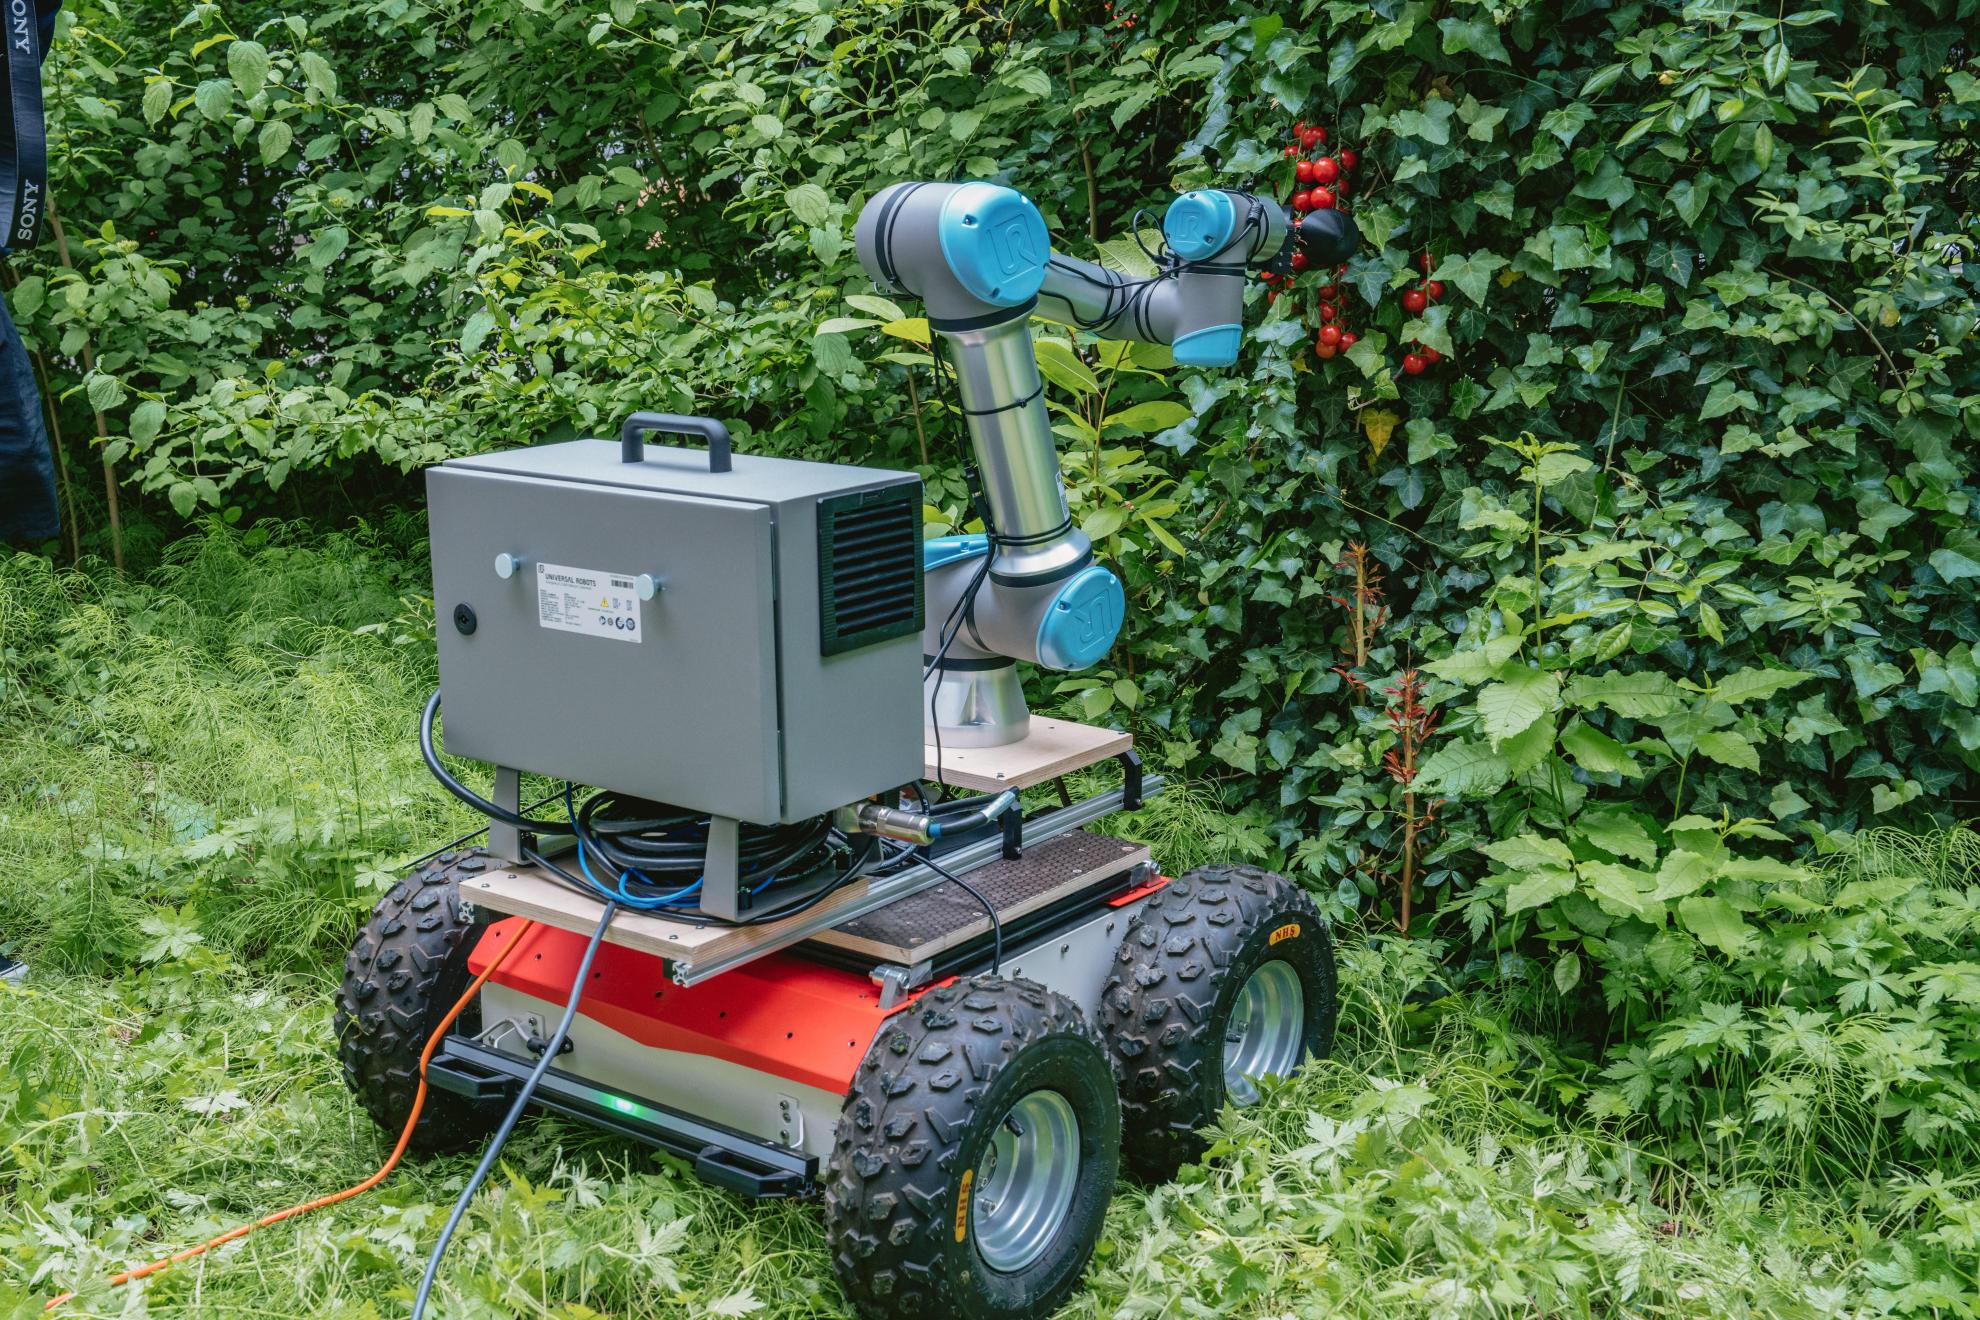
[{"left": 425, "top": 1036, "right": 818, "bottom": 1198}]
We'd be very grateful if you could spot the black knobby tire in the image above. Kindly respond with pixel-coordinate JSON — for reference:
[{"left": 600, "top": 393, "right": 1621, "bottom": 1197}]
[
  {"left": 1100, "top": 863, "right": 1338, "bottom": 1182},
  {"left": 825, "top": 975, "right": 1121, "bottom": 1320},
  {"left": 334, "top": 847, "right": 505, "bottom": 1155}
]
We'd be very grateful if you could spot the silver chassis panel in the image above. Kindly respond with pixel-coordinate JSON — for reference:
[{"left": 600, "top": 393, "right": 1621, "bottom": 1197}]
[{"left": 476, "top": 888, "right": 1157, "bottom": 1170}]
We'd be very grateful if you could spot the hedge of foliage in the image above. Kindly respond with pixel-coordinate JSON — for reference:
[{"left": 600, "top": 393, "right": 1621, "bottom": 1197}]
[{"left": 16, "top": 0, "right": 1980, "bottom": 1261}]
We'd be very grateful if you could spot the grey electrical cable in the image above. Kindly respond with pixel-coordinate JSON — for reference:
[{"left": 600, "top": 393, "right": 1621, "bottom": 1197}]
[{"left": 409, "top": 899, "right": 618, "bottom": 1320}]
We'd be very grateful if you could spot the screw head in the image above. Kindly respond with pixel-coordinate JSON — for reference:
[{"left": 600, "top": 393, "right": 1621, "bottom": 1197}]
[{"left": 452, "top": 603, "right": 478, "bottom": 635}]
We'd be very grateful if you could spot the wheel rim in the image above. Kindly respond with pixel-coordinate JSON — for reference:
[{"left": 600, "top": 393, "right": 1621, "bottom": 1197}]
[
  {"left": 971, "top": 1088, "right": 1081, "bottom": 1273},
  {"left": 1222, "top": 959, "right": 1306, "bottom": 1105}
]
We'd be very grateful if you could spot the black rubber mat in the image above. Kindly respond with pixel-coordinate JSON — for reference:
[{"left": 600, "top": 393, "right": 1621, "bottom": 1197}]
[{"left": 817, "top": 830, "right": 1147, "bottom": 961}]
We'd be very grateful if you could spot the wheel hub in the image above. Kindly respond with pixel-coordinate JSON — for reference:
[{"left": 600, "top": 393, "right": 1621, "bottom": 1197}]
[
  {"left": 1222, "top": 958, "right": 1306, "bottom": 1105},
  {"left": 971, "top": 1088, "right": 1080, "bottom": 1273}
]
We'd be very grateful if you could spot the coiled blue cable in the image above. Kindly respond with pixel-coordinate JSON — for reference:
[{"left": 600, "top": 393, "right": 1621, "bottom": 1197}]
[{"left": 563, "top": 785, "right": 781, "bottom": 911}]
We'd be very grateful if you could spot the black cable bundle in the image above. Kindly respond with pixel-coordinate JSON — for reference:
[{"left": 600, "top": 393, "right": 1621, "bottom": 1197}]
[{"left": 574, "top": 790, "right": 836, "bottom": 886}]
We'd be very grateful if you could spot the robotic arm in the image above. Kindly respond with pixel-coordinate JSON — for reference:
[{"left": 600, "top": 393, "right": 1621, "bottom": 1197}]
[{"left": 855, "top": 181, "right": 1356, "bottom": 748}]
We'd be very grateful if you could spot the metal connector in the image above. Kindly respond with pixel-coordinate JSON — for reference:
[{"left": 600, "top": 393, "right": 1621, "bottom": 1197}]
[{"left": 833, "top": 790, "right": 1020, "bottom": 846}]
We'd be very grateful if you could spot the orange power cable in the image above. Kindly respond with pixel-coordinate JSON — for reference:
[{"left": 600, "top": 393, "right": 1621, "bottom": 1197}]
[{"left": 46, "top": 919, "right": 538, "bottom": 1311}]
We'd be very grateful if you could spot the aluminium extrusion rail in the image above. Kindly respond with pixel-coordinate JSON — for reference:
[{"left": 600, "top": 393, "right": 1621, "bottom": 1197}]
[{"left": 666, "top": 774, "right": 1163, "bottom": 986}]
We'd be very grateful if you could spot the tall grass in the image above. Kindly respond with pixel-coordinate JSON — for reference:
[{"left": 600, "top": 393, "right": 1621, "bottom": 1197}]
[{"left": 0, "top": 528, "right": 1971, "bottom": 1316}]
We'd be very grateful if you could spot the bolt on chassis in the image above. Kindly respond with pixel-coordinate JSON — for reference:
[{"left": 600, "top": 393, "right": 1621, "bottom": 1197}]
[{"left": 338, "top": 181, "right": 1357, "bottom": 1320}]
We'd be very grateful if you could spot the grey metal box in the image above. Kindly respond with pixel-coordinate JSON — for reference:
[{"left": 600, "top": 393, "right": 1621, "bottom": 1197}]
[{"left": 428, "top": 438, "right": 923, "bottom": 825}]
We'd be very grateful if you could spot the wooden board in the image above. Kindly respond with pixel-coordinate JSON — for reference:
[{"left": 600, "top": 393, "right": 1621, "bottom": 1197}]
[
  {"left": 924, "top": 717, "right": 1131, "bottom": 793},
  {"left": 807, "top": 830, "right": 1148, "bottom": 963},
  {"left": 460, "top": 866, "right": 876, "bottom": 968}
]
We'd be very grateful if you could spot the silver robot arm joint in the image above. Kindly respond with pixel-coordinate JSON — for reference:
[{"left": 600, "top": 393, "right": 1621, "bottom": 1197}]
[{"left": 854, "top": 180, "right": 1356, "bottom": 748}]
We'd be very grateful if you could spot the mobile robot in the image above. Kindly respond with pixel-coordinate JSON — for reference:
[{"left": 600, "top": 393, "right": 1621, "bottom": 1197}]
[{"left": 338, "top": 181, "right": 1356, "bottom": 1319}]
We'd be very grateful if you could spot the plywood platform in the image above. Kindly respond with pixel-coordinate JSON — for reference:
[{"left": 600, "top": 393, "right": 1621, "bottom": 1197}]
[
  {"left": 460, "top": 865, "right": 875, "bottom": 968},
  {"left": 924, "top": 717, "right": 1131, "bottom": 793},
  {"left": 808, "top": 830, "right": 1149, "bottom": 963}
]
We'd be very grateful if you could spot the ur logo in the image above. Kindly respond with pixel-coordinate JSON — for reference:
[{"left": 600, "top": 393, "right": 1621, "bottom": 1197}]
[{"left": 991, "top": 216, "right": 1042, "bottom": 276}]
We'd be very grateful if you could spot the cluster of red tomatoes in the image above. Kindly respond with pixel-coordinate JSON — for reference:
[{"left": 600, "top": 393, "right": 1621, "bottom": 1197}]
[
  {"left": 1282, "top": 121, "right": 1355, "bottom": 215},
  {"left": 1256, "top": 122, "right": 1363, "bottom": 359},
  {"left": 1398, "top": 251, "right": 1445, "bottom": 376}
]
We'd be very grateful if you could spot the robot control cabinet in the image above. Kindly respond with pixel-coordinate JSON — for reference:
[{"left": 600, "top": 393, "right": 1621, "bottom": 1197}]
[{"left": 426, "top": 413, "right": 926, "bottom": 916}]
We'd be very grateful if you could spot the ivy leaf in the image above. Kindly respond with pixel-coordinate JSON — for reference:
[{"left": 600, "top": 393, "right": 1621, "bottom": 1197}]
[
  {"left": 1429, "top": 251, "right": 1507, "bottom": 305},
  {"left": 1439, "top": 17, "right": 1510, "bottom": 62},
  {"left": 1929, "top": 531, "right": 1980, "bottom": 582},
  {"left": 1478, "top": 666, "right": 1560, "bottom": 741}
]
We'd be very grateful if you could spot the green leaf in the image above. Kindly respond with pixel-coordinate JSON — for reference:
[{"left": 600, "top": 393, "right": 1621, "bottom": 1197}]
[
  {"left": 303, "top": 225, "right": 349, "bottom": 268},
  {"left": 1929, "top": 531, "right": 1980, "bottom": 582},
  {"left": 1575, "top": 808, "right": 1659, "bottom": 863},
  {"left": 845, "top": 293, "right": 904, "bottom": 321},
  {"left": 460, "top": 309, "right": 497, "bottom": 356},
  {"left": 1505, "top": 867, "right": 1576, "bottom": 916},
  {"left": 786, "top": 183, "right": 831, "bottom": 227},
  {"left": 1478, "top": 666, "right": 1560, "bottom": 741},
  {"left": 193, "top": 78, "right": 234, "bottom": 123},
  {"left": 298, "top": 51, "right": 338, "bottom": 97},
  {"left": 1564, "top": 671, "right": 1683, "bottom": 719},
  {"left": 142, "top": 78, "right": 172, "bottom": 125},
  {"left": 813, "top": 332, "right": 852, "bottom": 374},
  {"left": 1425, "top": 634, "right": 1523, "bottom": 685},
  {"left": 257, "top": 119, "right": 293, "bottom": 165},
  {"left": 750, "top": 113, "right": 784, "bottom": 140},
  {"left": 86, "top": 371, "right": 126, "bottom": 412},
  {"left": 1711, "top": 667, "right": 1812, "bottom": 705},
  {"left": 1693, "top": 731, "right": 1759, "bottom": 771},
  {"left": 1553, "top": 951, "right": 1582, "bottom": 994},
  {"left": 1429, "top": 251, "right": 1507, "bottom": 305},
  {"left": 1560, "top": 719, "right": 1642, "bottom": 778},
  {"left": 129, "top": 399, "right": 168, "bottom": 446},
  {"left": 1438, "top": 17, "right": 1510, "bottom": 62},
  {"left": 1479, "top": 833, "right": 1575, "bottom": 870},
  {"left": 168, "top": 481, "right": 198, "bottom": 518},
  {"left": 227, "top": 39, "right": 270, "bottom": 98},
  {"left": 1678, "top": 895, "right": 1752, "bottom": 956},
  {"left": 1105, "top": 401, "right": 1191, "bottom": 435},
  {"left": 1033, "top": 340, "right": 1098, "bottom": 396},
  {"left": 1415, "top": 738, "right": 1510, "bottom": 797}
]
